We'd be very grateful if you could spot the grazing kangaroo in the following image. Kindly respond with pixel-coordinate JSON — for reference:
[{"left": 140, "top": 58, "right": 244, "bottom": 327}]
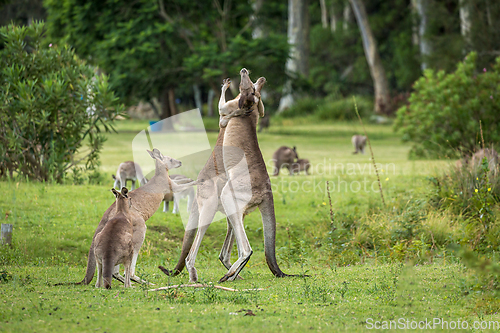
[
  {"left": 163, "top": 174, "right": 195, "bottom": 214},
  {"left": 94, "top": 187, "right": 134, "bottom": 289},
  {"left": 352, "top": 135, "right": 367, "bottom": 154},
  {"left": 78, "top": 149, "right": 196, "bottom": 286},
  {"left": 112, "top": 161, "right": 147, "bottom": 190},
  {"left": 471, "top": 148, "right": 499, "bottom": 172},
  {"left": 272, "top": 146, "right": 298, "bottom": 176},
  {"left": 258, "top": 114, "right": 270, "bottom": 132},
  {"left": 162, "top": 69, "right": 292, "bottom": 283},
  {"left": 291, "top": 158, "right": 311, "bottom": 175}
]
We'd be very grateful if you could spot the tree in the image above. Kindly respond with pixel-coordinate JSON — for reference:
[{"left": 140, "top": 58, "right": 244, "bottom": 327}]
[
  {"left": 45, "top": 0, "right": 288, "bottom": 120},
  {"left": 0, "top": 22, "right": 124, "bottom": 181},
  {"left": 278, "top": 0, "right": 310, "bottom": 112},
  {"left": 349, "top": 0, "right": 390, "bottom": 114}
]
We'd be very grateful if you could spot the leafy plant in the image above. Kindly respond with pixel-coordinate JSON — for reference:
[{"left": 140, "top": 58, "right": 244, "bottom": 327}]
[
  {"left": 0, "top": 22, "right": 124, "bottom": 182},
  {"left": 395, "top": 52, "right": 500, "bottom": 159}
]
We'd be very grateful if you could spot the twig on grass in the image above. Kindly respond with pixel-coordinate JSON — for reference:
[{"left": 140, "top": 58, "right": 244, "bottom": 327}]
[
  {"left": 149, "top": 284, "right": 266, "bottom": 292},
  {"left": 353, "top": 97, "right": 385, "bottom": 206}
]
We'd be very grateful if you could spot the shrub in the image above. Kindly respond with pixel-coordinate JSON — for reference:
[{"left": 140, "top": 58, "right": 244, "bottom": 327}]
[
  {"left": 279, "top": 96, "right": 321, "bottom": 118},
  {"left": 316, "top": 96, "right": 373, "bottom": 121},
  {"left": 0, "top": 22, "right": 124, "bottom": 182},
  {"left": 395, "top": 52, "right": 500, "bottom": 159}
]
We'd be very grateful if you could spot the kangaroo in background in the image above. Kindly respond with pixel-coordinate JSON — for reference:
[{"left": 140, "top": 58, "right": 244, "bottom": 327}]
[
  {"left": 163, "top": 174, "right": 195, "bottom": 214},
  {"left": 258, "top": 114, "right": 270, "bottom": 132},
  {"left": 291, "top": 158, "right": 311, "bottom": 175},
  {"left": 94, "top": 187, "right": 134, "bottom": 289},
  {"left": 77, "top": 149, "right": 196, "bottom": 286},
  {"left": 272, "top": 146, "right": 298, "bottom": 176},
  {"left": 352, "top": 135, "right": 367, "bottom": 154},
  {"left": 112, "top": 161, "right": 147, "bottom": 190}
]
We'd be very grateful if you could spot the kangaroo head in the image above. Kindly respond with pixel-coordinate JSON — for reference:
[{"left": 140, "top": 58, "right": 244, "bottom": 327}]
[
  {"left": 238, "top": 68, "right": 258, "bottom": 110},
  {"left": 111, "top": 187, "right": 132, "bottom": 208},
  {"left": 147, "top": 148, "right": 182, "bottom": 170}
]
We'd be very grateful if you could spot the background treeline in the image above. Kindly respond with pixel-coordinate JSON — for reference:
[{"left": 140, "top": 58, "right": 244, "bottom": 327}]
[{"left": 1, "top": 0, "right": 499, "bottom": 119}]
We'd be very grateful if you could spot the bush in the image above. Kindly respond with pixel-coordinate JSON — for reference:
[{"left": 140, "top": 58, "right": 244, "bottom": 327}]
[
  {"left": 395, "top": 52, "right": 500, "bottom": 159},
  {"left": 280, "top": 95, "right": 373, "bottom": 120},
  {"left": 316, "top": 96, "right": 373, "bottom": 121},
  {"left": 0, "top": 22, "right": 124, "bottom": 182}
]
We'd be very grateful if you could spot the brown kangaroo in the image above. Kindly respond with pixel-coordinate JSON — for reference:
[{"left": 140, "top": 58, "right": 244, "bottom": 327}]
[
  {"left": 291, "top": 158, "right": 311, "bottom": 175},
  {"left": 272, "top": 146, "right": 298, "bottom": 176},
  {"left": 78, "top": 149, "right": 196, "bottom": 286},
  {"left": 352, "top": 135, "right": 367, "bottom": 154},
  {"left": 161, "top": 69, "right": 293, "bottom": 283},
  {"left": 94, "top": 187, "right": 134, "bottom": 289}
]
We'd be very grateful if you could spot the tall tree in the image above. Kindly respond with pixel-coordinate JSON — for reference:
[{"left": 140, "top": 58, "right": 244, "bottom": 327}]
[
  {"left": 349, "top": 0, "right": 390, "bottom": 114},
  {"left": 412, "top": 0, "right": 431, "bottom": 70},
  {"left": 278, "top": 0, "right": 310, "bottom": 112}
]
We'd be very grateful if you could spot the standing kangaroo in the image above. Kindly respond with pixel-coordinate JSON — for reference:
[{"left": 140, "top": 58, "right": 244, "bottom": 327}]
[
  {"left": 352, "top": 135, "right": 367, "bottom": 154},
  {"left": 161, "top": 69, "right": 292, "bottom": 282},
  {"left": 162, "top": 174, "right": 195, "bottom": 214},
  {"left": 112, "top": 161, "right": 147, "bottom": 190},
  {"left": 78, "top": 149, "right": 196, "bottom": 286},
  {"left": 272, "top": 146, "right": 298, "bottom": 176},
  {"left": 94, "top": 187, "right": 134, "bottom": 289}
]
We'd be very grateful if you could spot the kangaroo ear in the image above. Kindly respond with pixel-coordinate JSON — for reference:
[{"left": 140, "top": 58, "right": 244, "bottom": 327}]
[
  {"left": 121, "top": 187, "right": 129, "bottom": 198},
  {"left": 152, "top": 148, "right": 163, "bottom": 159},
  {"left": 111, "top": 188, "right": 119, "bottom": 198},
  {"left": 112, "top": 174, "right": 116, "bottom": 180},
  {"left": 147, "top": 149, "right": 155, "bottom": 159}
]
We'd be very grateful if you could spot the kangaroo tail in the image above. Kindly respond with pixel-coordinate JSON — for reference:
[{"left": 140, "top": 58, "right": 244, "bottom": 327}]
[{"left": 103, "top": 258, "right": 114, "bottom": 289}]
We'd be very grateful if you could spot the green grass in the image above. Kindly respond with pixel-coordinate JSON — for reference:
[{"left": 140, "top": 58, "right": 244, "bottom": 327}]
[{"left": 1, "top": 119, "right": 499, "bottom": 332}]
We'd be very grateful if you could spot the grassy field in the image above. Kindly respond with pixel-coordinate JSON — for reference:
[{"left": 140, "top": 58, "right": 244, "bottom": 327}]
[{"left": 1, "top": 118, "right": 499, "bottom": 332}]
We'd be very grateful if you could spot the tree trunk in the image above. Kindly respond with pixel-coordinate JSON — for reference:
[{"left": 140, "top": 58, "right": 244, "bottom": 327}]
[
  {"left": 159, "top": 86, "right": 175, "bottom": 130},
  {"left": 459, "top": 0, "right": 471, "bottom": 43},
  {"left": 252, "top": 0, "right": 264, "bottom": 38},
  {"left": 193, "top": 84, "right": 203, "bottom": 114},
  {"left": 207, "top": 88, "right": 215, "bottom": 117},
  {"left": 278, "top": 0, "right": 310, "bottom": 112},
  {"left": 330, "top": 2, "right": 337, "bottom": 32},
  {"left": 349, "top": 0, "right": 390, "bottom": 114},
  {"left": 412, "top": 0, "right": 431, "bottom": 70},
  {"left": 343, "top": 3, "right": 351, "bottom": 31},
  {"left": 319, "top": 0, "right": 328, "bottom": 29}
]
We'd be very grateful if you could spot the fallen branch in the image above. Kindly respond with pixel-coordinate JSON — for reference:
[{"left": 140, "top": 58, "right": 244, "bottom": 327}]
[{"left": 149, "top": 284, "right": 266, "bottom": 292}]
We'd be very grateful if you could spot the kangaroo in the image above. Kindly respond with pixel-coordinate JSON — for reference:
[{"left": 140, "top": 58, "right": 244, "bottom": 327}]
[
  {"left": 272, "top": 146, "right": 298, "bottom": 176},
  {"left": 94, "top": 187, "right": 134, "bottom": 289},
  {"left": 162, "top": 69, "right": 292, "bottom": 283},
  {"left": 112, "top": 161, "right": 147, "bottom": 190},
  {"left": 162, "top": 174, "right": 195, "bottom": 214},
  {"left": 352, "top": 135, "right": 367, "bottom": 154},
  {"left": 290, "top": 158, "right": 311, "bottom": 175},
  {"left": 78, "top": 149, "right": 197, "bottom": 286},
  {"left": 258, "top": 114, "right": 270, "bottom": 132},
  {"left": 471, "top": 148, "right": 499, "bottom": 172}
]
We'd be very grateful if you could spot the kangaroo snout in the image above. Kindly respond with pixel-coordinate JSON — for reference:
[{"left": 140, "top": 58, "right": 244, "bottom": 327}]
[{"left": 240, "top": 68, "right": 248, "bottom": 75}]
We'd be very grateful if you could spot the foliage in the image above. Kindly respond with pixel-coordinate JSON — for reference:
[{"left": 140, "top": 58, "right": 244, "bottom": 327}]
[
  {"left": 395, "top": 52, "right": 500, "bottom": 159},
  {"left": 280, "top": 95, "right": 373, "bottom": 120},
  {"left": 44, "top": 0, "right": 289, "bottom": 116},
  {"left": 0, "top": 22, "right": 124, "bottom": 182}
]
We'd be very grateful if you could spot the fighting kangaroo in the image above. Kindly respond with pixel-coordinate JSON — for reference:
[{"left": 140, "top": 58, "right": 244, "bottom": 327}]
[
  {"left": 77, "top": 149, "right": 196, "bottom": 286},
  {"left": 94, "top": 187, "right": 134, "bottom": 289},
  {"left": 160, "top": 69, "right": 292, "bottom": 283},
  {"left": 272, "top": 146, "right": 298, "bottom": 176}
]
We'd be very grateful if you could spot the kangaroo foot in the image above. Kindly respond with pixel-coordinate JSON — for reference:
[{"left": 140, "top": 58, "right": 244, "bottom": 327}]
[
  {"left": 158, "top": 265, "right": 181, "bottom": 277},
  {"left": 112, "top": 273, "right": 125, "bottom": 283},
  {"left": 130, "top": 275, "right": 155, "bottom": 285},
  {"left": 219, "top": 253, "right": 252, "bottom": 283}
]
